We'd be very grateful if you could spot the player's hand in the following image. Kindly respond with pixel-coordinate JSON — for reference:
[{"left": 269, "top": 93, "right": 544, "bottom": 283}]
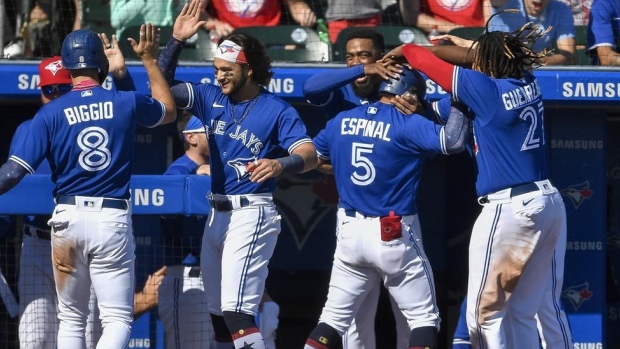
[
  {"left": 173, "top": 0, "right": 207, "bottom": 42},
  {"left": 246, "top": 159, "right": 283, "bottom": 183},
  {"left": 129, "top": 23, "right": 160, "bottom": 61},
  {"left": 379, "top": 45, "right": 406, "bottom": 64},
  {"left": 99, "top": 33, "right": 127, "bottom": 79},
  {"left": 363, "top": 62, "right": 402, "bottom": 80},
  {"left": 393, "top": 89, "right": 420, "bottom": 115},
  {"left": 206, "top": 19, "right": 234, "bottom": 39},
  {"left": 289, "top": 2, "right": 317, "bottom": 27},
  {"left": 141, "top": 266, "right": 167, "bottom": 306},
  {"left": 432, "top": 34, "right": 476, "bottom": 49}
]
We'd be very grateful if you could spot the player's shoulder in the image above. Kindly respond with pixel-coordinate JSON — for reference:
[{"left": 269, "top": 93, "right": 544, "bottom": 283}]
[
  {"left": 164, "top": 155, "right": 197, "bottom": 175},
  {"left": 261, "top": 90, "right": 294, "bottom": 109}
]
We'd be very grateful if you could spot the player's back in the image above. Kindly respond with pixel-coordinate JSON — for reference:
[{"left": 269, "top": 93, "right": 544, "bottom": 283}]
[
  {"left": 452, "top": 68, "right": 549, "bottom": 196},
  {"left": 11, "top": 85, "right": 165, "bottom": 199},
  {"left": 316, "top": 102, "right": 443, "bottom": 217}
]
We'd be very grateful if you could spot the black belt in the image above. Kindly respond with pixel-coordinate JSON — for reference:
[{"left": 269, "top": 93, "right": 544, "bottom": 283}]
[
  {"left": 208, "top": 196, "right": 250, "bottom": 212},
  {"left": 57, "top": 196, "right": 128, "bottom": 210},
  {"left": 344, "top": 209, "right": 377, "bottom": 218},
  {"left": 480, "top": 182, "right": 540, "bottom": 204},
  {"left": 23, "top": 226, "right": 51, "bottom": 241}
]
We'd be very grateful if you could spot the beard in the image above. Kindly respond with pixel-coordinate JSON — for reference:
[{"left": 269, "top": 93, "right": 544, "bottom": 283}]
[
  {"left": 225, "top": 70, "right": 249, "bottom": 97},
  {"left": 351, "top": 75, "right": 381, "bottom": 98}
]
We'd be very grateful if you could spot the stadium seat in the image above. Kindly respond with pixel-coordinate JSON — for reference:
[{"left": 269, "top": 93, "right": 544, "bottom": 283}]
[
  {"left": 118, "top": 25, "right": 216, "bottom": 62},
  {"left": 81, "top": 0, "right": 113, "bottom": 35},
  {"left": 231, "top": 26, "right": 330, "bottom": 63},
  {"left": 447, "top": 26, "right": 486, "bottom": 41},
  {"left": 332, "top": 26, "right": 430, "bottom": 62},
  {"left": 574, "top": 25, "right": 591, "bottom": 65}
]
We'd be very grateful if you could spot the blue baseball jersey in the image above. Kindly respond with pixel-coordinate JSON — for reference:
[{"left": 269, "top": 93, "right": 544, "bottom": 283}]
[
  {"left": 10, "top": 85, "right": 166, "bottom": 199},
  {"left": 161, "top": 154, "right": 209, "bottom": 266},
  {"left": 9, "top": 119, "right": 51, "bottom": 230},
  {"left": 313, "top": 101, "right": 447, "bottom": 217},
  {"left": 311, "top": 83, "right": 377, "bottom": 118},
  {"left": 490, "top": 0, "right": 575, "bottom": 52},
  {"left": 587, "top": 0, "right": 620, "bottom": 60},
  {"left": 180, "top": 83, "right": 311, "bottom": 195},
  {"left": 451, "top": 67, "right": 549, "bottom": 196}
]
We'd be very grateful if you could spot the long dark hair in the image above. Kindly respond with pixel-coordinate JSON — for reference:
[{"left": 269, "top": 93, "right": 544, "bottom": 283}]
[
  {"left": 218, "top": 33, "right": 274, "bottom": 86},
  {"left": 471, "top": 10, "right": 550, "bottom": 79}
]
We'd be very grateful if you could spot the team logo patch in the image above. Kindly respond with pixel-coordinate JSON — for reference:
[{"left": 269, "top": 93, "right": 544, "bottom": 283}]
[
  {"left": 81, "top": 90, "right": 93, "bottom": 97},
  {"left": 44, "top": 59, "right": 64, "bottom": 75},
  {"left": 227, "top": 157, "right": 256, "bottom": 181},
  {"left": 561, "top": 282, "right": 593, "bottom": 310},
  {"left": 273, "top": 173, "right": 338, "bottom": 249},
  {"left": 560, "top": 181, "right": 594, "bottom": 209}
]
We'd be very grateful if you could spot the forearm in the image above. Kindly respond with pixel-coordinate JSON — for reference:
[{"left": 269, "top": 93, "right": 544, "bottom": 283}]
[
  {"left": 402, "top": 44, "right": 455, "bottom": 92},
  {"left": 158, "top": 38, "right": 185, "bottom": 83},
  {"left": 285, "top": 143, "right": 318, "bottom": 173},
  {"left": 427, "top": 45, "right": 475, "bottom": 66},
  {"left": 303, "top": 65, "right": 365, "bottom": 100},
  {"left": 0, "top": 161, "right": 28, "bottom": 195},
  {"left": 600, "top": 52, "right": 620, "bottom": 66},
  {"left": 315, "top": 158, "right": 333, "bottom": 174},
  {"left": 133, "top": 292, "right": 155, "bottom": 319},
  {"left": 541, "top": 52, "right": 574, "bottom": 65},
  {"left": 143, "top": 59, "right": 176, "bottom": 124},
  {"left": 441, "top": 106, "right": 470, "bottom": 154}
]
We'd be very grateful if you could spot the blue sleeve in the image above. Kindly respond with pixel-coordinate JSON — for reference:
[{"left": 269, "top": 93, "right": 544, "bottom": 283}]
[
  {"left": 551, "top": 2, "right": 576, "bottom": 41},
  {"left": 113, "top": 70, "right": 137, "bottom": 92},
  {"left": 400, "top": 114, "right": 443, "bottom": 154},
  {"left": 10, "top": 113, "right": 49, "bottom": 174},
  {"left": 158, "top": 37, "right": 185, "bottom": 83},
  {"left": 9, "top": 120, "right": 32, "bottom": 157},
  {"left": 312, "top": 126, "right": 331, "bottom": 160},
  {"left": 133, "top": 92, "right": 167, "bottom": 128},
  {"left": 277, "top": 106, "right": 312, "bottom": 154},
  {"left": 452, "top": 298, "right": 471, "bottom": 348},
  {"left": 589, "top": 0, "right": 616, "bottom": 48},
  {"left": 183, "top": 83, "right": 219, "bottom": 128},
  {"left": 431, "top": 97, "right": 452, "bottom": 125},
  {"left": 302, "top": 65, "right": 365, "bottom": 105},
  {"left": 452, "top": 66, "right": 499, "bottom": 125}
]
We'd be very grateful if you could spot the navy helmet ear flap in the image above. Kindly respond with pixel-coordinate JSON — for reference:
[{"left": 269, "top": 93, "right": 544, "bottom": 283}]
[{"left": 61, "top": 29, "right": 109, "bottom": 83}]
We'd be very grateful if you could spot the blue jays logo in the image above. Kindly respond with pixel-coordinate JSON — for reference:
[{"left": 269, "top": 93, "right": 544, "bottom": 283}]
[
  {"left": 45, "top": 59, "right": 64, "bottom": 75},
  {"left": 561, "top": 282, "right": 593, "bottom": 310},
  {"left": 274, "top": 173, "right": 338, "bottom": 249},
  {"left": 560, "top": 181, "right": 594, "bottom": 209},
  {"left": 219, "top": 44, "right": 237, "bottom": 54},
  {"left": 227, "top": 157, "right": 256, "bottom": 181}
]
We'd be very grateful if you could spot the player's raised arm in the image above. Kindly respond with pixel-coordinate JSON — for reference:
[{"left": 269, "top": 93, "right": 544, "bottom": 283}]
[{"left": 130, "top": 23, "right": 176, "bottom": 125}]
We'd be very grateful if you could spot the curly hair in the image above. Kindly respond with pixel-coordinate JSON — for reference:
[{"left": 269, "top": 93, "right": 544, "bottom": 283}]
[
  {"left": 345, "top": 28, "right": 386, "bottom": 55},
  {"left": 471, "top": 10, "right": 550, "bottom": 79},
  {"left": 218, "top": 33, "right": 274, "bottom": 86}
]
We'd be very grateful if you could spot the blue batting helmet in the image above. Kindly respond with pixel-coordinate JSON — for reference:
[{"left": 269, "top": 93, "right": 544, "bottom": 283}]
[
  {"left": 379, "top": 67, "right": 427, "bottom": 101},
  {"left": 61, "top": 29, "right": 109, "bottom": 83}
]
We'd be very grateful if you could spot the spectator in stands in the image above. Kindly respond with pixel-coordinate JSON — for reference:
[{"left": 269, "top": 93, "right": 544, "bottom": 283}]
[
  {"left": 558, "top": 0, "right": 591, "bottom": 25},
  {"left": 587, "top": 0, "right": 620, "bottom": 65},
  {"left": 322, "top": 0, "right": 382, "bottom": 43},
  {"left": 400, "top": 0, "right": 491, "bottom": 34},
  {"left": 202, "top": 0, "right": 316, "bottom": 40},
  {"left": 488, "top": 0, "right": 576, "bottom": 65},
  {"left": 25, "top": 0, "right": 81, "bottom": 57},
  {"left": 110, "top": 0, "right": 180, "bottom": 39}
]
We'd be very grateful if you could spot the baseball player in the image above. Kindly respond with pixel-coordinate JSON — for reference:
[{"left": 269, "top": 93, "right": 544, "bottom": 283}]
[
  {"left": 14, "top": 56, "right": 100, "bottom": 349},
  {"left": 302, "top": 28, "right": 421, "bottom": 349},
  {"left": 158, "top": 1, "right": 317, "bottom": 348},
  {"left": 0, "top": 26, "right": 176, "bottom": 348},
  {"left": 303, "top": 68, "right": 471, "bottom": 349},
  {"left": 158, "top": 114, "right": 214, "bottom": 348},
  {"left": 386, "top": 15, "right": 573, "bottom": 349}
]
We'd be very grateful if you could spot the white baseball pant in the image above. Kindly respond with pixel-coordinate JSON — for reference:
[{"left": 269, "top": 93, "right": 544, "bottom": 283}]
[
  {"left": 158, "top": 265, "right": 214, "bottom": 349},
  {"left": 343, "top": 272, "right": 410, "bottom": 349},
  {"left": 48, "top": 197, "right": 135, "bottom": 349},
  {"left": 319, "top": 209, "right": 440, "bottom": 336},
  {"left": 467, "top": 180, "right": 565, "bottom": 349},
  {"left": 201, "top": 194, "right": 280, "bottom": 316},
  {"left": 18, "top": 228, "right": 100, "bottom": 349}
]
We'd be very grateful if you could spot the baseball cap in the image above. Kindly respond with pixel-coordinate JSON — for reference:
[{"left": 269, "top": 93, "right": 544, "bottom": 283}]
[
  {"left": 38, "top": 56, "right": 72, "bottom": 87},
  {"left": 182, "top": 116, "right": 206, "bottom": 134}
]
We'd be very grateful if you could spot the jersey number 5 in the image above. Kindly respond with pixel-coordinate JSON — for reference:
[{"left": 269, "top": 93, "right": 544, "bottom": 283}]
[{"left": 351, "top": 142, "right": 375, "bottom": 186}]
